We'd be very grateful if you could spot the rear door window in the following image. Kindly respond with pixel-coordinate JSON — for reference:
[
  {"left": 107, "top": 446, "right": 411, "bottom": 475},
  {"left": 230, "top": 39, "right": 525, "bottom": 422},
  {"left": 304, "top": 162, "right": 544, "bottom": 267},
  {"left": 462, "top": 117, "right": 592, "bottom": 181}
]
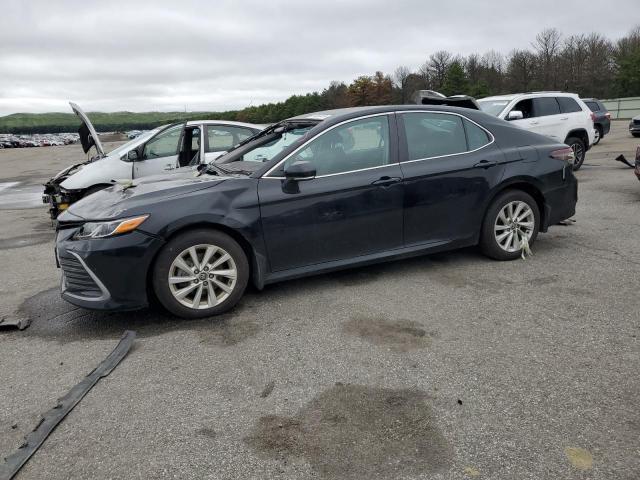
[
  {"left": 532, "top": 97, "right": 561, "bottom": 117},
  {"left": 557, "top": 97, "right": 583, "bottom": 113},
  {"left": 205, "top": 126, "right": 255, "bottom": 153},
  {"left": 401, "top": 112, "right": 468, "bottom": 160}
]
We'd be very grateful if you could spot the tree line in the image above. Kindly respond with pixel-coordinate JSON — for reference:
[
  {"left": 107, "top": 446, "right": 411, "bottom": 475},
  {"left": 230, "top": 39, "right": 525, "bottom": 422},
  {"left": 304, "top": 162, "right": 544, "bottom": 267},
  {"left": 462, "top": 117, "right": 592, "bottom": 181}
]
[
  {"left": 2, "top": 26, "right": 639, "bottom": 133},
  {"left": 235, "top": 26, "right": 640, "bottom": 123}
]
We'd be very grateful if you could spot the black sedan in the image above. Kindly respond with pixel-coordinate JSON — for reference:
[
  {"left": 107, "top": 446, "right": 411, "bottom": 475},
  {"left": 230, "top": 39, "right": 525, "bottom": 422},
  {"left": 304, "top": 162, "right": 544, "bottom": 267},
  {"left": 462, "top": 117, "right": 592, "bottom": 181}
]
[{"left": 55, "top": 105, "right": 578, "bottom": 318}]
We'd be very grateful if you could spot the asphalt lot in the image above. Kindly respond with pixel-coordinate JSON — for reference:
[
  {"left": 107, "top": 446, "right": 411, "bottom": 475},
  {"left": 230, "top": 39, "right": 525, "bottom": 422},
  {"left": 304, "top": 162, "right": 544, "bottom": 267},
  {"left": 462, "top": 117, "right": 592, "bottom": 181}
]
[{"left": 0, "top": 121, "right": 638, "bottom": 479}]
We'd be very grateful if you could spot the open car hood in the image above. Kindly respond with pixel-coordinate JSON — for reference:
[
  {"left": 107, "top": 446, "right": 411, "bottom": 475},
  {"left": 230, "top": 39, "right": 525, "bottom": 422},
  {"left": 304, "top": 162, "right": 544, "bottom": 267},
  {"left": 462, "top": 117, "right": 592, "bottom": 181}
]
[
  {"left": 69, "top": 101, "right": 105, "bottom": 157},
  {"left": 414, "top": 90, "right": 481, "bottom": 110}
]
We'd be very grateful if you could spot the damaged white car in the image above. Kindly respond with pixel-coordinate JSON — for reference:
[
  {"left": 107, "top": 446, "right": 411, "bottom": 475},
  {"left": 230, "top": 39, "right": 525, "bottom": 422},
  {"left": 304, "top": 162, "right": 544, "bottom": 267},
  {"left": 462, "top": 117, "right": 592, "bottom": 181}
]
[{"left": 43, "top": 102, "right": 263, "bottom": 218}]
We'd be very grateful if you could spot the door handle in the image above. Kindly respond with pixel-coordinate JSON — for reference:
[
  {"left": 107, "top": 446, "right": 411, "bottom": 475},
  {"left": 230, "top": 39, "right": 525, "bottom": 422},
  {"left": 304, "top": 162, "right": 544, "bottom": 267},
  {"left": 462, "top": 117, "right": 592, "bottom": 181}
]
[
  {"left": 560, "top": 116, "right": 569, "bottom": 120},
  {"left": 371, "top": 176, "right": 401, "bottom": 187},
  {"left": 473, "top": 160, "right": 498, "bottom": 169},
  {"left": 164, "top": 164, "right": 175, "bottom": 171},
  {"left": 529, "top": 121, "right": 539, "bottom": 125}
]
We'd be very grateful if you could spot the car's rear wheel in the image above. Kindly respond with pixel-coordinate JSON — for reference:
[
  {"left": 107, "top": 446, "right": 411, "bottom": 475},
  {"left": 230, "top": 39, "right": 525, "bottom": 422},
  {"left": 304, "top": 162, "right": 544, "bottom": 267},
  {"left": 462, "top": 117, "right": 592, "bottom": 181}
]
[
  {"left": 593, "top": 126, "right": 602, "bottom": 145},
  {"left": 567, "top": 136, "right": 586, "bottom": 170},
  {"left": 152, "top": 229, "right": 249, "bottom": 318},
  {"left": 480, "top": 190, "right": 540, "bottom": 261},
  {"left": 633, "top": 133, "right": 640, "bottom": 138}
]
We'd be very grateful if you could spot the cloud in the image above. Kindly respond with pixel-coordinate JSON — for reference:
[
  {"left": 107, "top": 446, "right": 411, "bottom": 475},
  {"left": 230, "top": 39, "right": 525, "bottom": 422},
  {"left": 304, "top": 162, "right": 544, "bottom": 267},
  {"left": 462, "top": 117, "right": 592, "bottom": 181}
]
[{"left": 0, "top": 0, "right": 638, "bottom": 114}]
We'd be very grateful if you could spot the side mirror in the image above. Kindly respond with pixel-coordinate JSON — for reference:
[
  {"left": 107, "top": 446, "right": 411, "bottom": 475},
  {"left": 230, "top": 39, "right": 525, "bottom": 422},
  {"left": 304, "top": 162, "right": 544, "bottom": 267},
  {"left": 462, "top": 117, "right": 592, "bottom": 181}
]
[
  {"left": 127, "top": 149, "right": 140, "bottom": 161},
  {"left": 507, "top": 110, "right": 524, "bottom": 121},
  {"left": 284, "top": 161, "right": 316, "bottom": 181}
]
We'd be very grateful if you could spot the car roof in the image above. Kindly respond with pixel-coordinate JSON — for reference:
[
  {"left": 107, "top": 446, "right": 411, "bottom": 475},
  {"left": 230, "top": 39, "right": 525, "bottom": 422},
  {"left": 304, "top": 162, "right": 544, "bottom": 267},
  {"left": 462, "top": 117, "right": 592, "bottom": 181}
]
[
  {"left": 185, "top": 120, "right": 262, "bottom": 129},
  {"left": 286, "top": 105, "right": 499, "bottom": 128},
  {"left": 480, "top": 92, "right": 581, "bottom": 102}
]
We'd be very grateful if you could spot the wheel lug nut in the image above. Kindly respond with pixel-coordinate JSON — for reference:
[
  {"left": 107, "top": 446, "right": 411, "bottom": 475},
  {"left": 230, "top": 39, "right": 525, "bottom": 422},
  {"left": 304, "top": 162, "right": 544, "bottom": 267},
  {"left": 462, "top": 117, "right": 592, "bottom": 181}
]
[
  {"left": 204, "top": 267, "right": 209, "bottom": 271},
  {"left": 203, "top": 281, "right": 208, "bottom": 286},
  {"left": 209, "top": 274, "right": 214, "bottom": 279},
  {"left": 194, "top": 269, "right": 199, "bottom": 274}
]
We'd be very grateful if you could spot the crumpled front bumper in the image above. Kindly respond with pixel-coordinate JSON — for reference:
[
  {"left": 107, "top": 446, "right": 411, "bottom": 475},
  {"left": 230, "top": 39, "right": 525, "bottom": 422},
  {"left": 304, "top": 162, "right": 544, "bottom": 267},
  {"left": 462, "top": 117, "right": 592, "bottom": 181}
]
[{"left": 42, "top": 181, "right": 79, "bottom": 219}]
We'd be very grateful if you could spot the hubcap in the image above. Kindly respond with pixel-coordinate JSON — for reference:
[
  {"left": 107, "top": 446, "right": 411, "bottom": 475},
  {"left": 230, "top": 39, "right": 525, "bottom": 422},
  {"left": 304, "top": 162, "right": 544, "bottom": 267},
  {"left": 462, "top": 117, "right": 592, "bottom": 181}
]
[
  {"left": 571, "top": 142, "right": 584, "bottom": 164},
  {"left": 168, "top": 244, "right": 237, "bottom": 310},
  {"left": 494, "top": 201, "right": 535, "bottom": 253}
]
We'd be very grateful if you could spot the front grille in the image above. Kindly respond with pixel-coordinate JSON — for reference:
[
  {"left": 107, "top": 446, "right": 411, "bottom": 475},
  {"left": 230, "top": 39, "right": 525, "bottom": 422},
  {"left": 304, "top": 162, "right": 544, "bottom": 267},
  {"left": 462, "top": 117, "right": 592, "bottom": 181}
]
[{"left": 60, "top": 256, "right": 103, "bottom": 298}]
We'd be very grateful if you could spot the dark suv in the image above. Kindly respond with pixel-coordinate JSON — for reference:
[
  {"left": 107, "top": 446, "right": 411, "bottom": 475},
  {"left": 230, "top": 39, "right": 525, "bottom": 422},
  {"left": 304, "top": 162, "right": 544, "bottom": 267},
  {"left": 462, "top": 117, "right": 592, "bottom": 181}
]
[{"left": 583, "top": 99, "right": 611, "bottom": 145}]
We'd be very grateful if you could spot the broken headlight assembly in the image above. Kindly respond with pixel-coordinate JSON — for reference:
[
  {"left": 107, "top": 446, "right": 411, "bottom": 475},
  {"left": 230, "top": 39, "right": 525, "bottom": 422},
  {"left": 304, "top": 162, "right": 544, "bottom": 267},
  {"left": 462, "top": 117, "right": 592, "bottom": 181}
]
[{"left": 73, "top": 215, "right": 149, "bottom": 240}]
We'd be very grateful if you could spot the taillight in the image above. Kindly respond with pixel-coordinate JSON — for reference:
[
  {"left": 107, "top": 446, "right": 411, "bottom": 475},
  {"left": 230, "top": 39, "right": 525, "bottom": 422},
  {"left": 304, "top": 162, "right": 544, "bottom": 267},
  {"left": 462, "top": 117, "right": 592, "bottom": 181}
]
[
  {"left": 590, "top": 112, "right": 596, "bottom": 122},
  {"left": 636, "top": 145, "right": 640, "bottom": 163},
  {"left": 550, "top": 147, "right": 575, "bottom": 165},
  {"left": 605, "top": 112, "right": 611, "bottom": 120}
]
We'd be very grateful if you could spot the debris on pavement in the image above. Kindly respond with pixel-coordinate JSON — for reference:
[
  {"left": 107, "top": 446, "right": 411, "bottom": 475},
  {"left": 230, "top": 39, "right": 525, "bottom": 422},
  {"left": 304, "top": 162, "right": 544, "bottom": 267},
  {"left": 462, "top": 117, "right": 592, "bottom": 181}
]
[
  {"left": 0, "top": 330, "right": 136, "bottom": 480},
  {"left": 0, "top": 316, "right": 31, "bottom": 331},
  {"left": 615, "top": 154, "right": 635, "bottom": 168}
]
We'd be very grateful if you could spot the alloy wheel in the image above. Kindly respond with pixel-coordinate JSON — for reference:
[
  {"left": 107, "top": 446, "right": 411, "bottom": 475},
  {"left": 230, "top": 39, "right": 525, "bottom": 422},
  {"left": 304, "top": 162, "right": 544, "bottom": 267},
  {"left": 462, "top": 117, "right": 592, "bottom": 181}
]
[
  {"left": 168, "top": 244, "right": 237, "bottom": 309},
  {"left": 593, "top": 129, "right": 600, "bottom": 144},
  {"left": 571, "top": 142, "right": 585, "bottom": 165},
  {"left": 494, "top": 201, "right": 535, "bottom": 252}
]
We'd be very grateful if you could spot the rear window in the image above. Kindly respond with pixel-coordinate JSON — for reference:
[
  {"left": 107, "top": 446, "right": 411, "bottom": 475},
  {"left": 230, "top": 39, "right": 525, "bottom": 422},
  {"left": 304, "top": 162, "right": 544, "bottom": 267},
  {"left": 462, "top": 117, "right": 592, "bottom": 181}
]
[
  {"left": 464, "top": 119, "right": 491, "bottom": 150},
  {"left": 557, "top": 97, "right": 583, "bottom": 113},
  {"left": 533, "top": 97, "right": 560, "bottom": 117},
  {"left": 584, "top": 101, "right": 599, "bottom": 112}
]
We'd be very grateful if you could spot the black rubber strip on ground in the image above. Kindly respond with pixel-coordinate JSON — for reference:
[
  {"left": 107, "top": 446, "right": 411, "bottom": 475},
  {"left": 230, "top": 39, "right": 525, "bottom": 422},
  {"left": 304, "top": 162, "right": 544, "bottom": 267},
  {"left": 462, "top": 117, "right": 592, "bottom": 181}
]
[{"left": 0, "top": 330, "right": 136, "bottom": 480}]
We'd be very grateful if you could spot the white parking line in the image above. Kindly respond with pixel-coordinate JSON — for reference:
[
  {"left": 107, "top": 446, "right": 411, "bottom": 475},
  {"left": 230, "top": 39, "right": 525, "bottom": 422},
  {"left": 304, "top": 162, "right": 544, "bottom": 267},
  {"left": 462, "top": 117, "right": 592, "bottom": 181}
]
[
  {"left": 0, "top": 182, "right": 44, "bottom": 209},
  {"left": 0, "top": 182, "right": 20, "bottom": 193}
]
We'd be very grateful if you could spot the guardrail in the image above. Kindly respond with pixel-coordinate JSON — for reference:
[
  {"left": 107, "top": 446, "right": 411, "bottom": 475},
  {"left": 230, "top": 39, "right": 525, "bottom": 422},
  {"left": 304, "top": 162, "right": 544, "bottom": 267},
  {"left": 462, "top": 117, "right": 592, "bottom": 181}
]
[{"left": 601, "top": 97, "right": 640, "bottom": 119}]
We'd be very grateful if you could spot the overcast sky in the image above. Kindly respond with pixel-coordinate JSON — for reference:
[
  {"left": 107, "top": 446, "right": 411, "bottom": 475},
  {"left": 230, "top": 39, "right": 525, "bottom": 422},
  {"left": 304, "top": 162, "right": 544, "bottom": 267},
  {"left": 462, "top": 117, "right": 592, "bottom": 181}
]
[{"left": 0, "top": 0, "right": 638, "bottom": 115}]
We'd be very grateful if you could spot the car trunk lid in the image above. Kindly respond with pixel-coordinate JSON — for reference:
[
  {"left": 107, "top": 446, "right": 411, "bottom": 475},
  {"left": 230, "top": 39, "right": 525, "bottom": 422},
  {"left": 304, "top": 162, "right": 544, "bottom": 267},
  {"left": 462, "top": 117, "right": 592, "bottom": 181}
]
[{"left": 414, "top": 90, "right": 481, "bottom": 110}]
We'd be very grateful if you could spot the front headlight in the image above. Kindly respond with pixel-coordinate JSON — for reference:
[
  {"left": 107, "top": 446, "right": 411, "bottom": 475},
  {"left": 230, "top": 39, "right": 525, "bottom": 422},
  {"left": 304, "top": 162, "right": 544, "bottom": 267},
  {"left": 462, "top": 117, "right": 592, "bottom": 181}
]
[{"left": 73, "top": 215, "right": 149, "bottom": 240}]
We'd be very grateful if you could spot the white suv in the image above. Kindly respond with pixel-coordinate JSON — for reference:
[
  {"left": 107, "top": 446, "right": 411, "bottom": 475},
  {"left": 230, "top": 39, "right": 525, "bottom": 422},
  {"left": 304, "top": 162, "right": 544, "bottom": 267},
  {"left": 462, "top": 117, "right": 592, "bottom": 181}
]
[{"left": 477, "top": 92, "right": 595, "bottom": 170}]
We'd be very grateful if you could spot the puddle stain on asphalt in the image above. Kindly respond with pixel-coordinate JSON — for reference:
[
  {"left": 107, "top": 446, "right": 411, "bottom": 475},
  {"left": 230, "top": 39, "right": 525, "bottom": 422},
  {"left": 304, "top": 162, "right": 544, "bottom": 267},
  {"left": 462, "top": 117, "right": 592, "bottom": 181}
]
[
  {"left": 343, "top": 315, "right": 431, "bottom": 351},
  {"left": 196, "top": 427, "right": 217, "bottom": 438},
  {"left": 16, "top": 287, "right": 260, "bottom": 345},
  {"left": 0, "top": 232, "right": 54, "bottom": 249},
  {"left": 245, "top": 384, "right": 452, "bottom": 479},
  {"left": 564, "top": 447, "right": 593, "bottom": 470}
]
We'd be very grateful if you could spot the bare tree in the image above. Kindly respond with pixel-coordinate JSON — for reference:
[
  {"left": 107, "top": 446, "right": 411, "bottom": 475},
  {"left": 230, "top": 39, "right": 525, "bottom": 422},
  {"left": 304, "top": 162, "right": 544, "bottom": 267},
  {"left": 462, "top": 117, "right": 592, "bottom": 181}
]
[
  {"left": 506, "top": 49, "right": 537, "bottom": 92},
  {"left": 428, "top": 50, "right": 453, "bottom": 90},
  {"left": 393, "top": 65, "right": 412, "bottom": 103},
  {"left": 533, "top": 28, "right": 562, "bottom": 89}
]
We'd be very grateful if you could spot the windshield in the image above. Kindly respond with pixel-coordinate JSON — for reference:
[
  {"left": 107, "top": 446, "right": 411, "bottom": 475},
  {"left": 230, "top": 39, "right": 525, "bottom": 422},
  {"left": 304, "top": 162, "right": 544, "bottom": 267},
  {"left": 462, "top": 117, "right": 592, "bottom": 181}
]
[
  {"left": 107, "top": 128, "right": 160, "bottom": 157},
  {"left": 478, "top": 100, "right": 511, "bottom": 117},
  {"left": 240, "top": 127, "right": 312, "bottom": 163}
]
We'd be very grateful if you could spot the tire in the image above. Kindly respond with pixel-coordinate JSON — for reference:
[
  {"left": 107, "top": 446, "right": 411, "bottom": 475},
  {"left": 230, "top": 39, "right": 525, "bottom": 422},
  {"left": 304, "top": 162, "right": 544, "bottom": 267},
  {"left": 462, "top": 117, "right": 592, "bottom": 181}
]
[
  {"left": 566, "top": 136, "right": 586, "bottom": 171},
  {"left": 152, "top": 229, "right": 249, "bottom": 318},
  {"left": 633, "top": 133, "right": 640, "bottom": 138},
  {"left": 593, "top": 126, "right": 602, "bottom": 145},
  {"left": 480, "top": 190, "right": 540, "bottom": 261}
]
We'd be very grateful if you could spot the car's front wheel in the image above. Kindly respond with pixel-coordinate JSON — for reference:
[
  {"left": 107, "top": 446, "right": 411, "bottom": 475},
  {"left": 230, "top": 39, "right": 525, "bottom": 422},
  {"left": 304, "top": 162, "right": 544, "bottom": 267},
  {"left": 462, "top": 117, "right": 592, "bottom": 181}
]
[
  {"left": 480, "top": 190, "right": 540, "bottom": 261},
  {"left": 152, "top": 229, "right": 249, "bottom": 318}
]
